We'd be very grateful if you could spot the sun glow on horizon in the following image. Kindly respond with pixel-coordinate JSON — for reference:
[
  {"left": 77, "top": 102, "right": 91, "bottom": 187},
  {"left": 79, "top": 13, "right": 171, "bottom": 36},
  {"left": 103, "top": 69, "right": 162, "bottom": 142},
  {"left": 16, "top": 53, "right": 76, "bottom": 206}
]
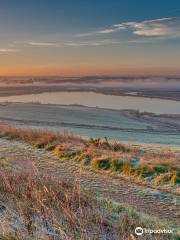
[{"left": 0, "top": 1, "right": 180, "bottom": 76}]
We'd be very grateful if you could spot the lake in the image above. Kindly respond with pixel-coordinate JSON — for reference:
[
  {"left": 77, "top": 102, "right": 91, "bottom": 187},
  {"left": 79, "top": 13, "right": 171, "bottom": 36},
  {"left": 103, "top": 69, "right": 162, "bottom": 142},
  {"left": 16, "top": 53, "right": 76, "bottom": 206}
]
[{"left": 0, "top": 91, "right": 180, "bottom": 114}]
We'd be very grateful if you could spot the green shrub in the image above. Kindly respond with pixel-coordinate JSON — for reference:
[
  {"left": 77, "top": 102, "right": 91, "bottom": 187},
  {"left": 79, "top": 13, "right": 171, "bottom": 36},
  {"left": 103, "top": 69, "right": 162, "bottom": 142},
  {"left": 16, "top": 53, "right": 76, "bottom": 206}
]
[
  {"left": 154, "top": 165, "right": 168, "bottom": 174},
  {"left": 110, "top": 159, "right": 123, "bottom": 171},
  {"left": 92, "top": 158, "right": 111, "bottom": 170},
  {"left": 135, "top": 165, "right": 155, "bottom": 178}
]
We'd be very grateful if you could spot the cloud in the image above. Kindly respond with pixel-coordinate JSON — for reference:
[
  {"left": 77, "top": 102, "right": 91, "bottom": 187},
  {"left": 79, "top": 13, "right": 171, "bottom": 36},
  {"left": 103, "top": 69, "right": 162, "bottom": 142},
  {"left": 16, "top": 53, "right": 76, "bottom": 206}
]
[
  {"left": 28, "top": 42, "right": 59, "bottom": 47},
  {"left": 129, "top": 17, "right": 180, "bottom": 36},
  {"left": 77, "top": 17, "right": 180, "bottom": 38},
  {"left": 76, "top": 25, "right": 126, "bottom": 37},
  {"left": 97, "top": 25, "right": 126, "bottom": 34},
  {"left": 97, "top": 28, "right": 119, "bottom": 34},
  {"left": 0, "top": 48, "right": 20, "bottom": 53},
  {"left": 13, "top": 18, "right": 179, "bottom": 50},
  {"left": 64, "top": 40, "right": 115, "bottom": 47},
  {"left": 63, "top": 38, "right": 162, "bottom": 47}
]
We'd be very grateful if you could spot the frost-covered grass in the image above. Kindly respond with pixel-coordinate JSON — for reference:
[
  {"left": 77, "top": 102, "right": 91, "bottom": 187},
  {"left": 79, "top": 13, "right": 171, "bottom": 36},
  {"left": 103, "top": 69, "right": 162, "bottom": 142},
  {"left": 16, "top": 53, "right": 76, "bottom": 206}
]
[
  {"left": 0, "top": 169, "right": 179, "bottom": 240},
  {"left": 0, "top": 125, "right": 179, "bottom": 187}
]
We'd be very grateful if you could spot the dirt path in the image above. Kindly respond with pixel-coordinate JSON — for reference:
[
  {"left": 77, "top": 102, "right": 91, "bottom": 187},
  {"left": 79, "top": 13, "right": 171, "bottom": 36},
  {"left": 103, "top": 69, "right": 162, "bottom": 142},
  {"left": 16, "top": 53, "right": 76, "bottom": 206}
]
[{"left": 0, "top": 139, "right": 179, "bottom": 225}]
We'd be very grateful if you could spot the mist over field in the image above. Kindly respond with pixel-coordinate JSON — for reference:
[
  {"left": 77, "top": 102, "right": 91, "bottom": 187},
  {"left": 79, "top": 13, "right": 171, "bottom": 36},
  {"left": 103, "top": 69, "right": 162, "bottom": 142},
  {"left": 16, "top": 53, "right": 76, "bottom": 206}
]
[{"left": 1, "top": 75, "right": 180, "bottom": 89}]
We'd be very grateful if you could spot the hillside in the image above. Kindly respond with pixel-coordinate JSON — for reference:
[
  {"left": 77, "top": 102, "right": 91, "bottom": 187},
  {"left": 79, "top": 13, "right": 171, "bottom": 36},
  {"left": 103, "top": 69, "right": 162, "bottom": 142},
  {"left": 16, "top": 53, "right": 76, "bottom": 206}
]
[{"left": 0, "top": 126, "right": 179, "bottom": 239}]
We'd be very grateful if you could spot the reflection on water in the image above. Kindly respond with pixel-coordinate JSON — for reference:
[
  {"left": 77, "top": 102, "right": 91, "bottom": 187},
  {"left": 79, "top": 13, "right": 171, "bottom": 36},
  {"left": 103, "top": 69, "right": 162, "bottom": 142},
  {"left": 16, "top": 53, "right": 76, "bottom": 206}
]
[{"left": 0, "top": 91, "right": 180, "bottom": 114}]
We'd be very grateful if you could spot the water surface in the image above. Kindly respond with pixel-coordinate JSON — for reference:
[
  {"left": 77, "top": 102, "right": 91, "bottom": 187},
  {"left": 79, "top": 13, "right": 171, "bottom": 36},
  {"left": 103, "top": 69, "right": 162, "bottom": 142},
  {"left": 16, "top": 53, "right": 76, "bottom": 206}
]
[{"left": 0, "top": 91, "right": 180, "bottom": 114}]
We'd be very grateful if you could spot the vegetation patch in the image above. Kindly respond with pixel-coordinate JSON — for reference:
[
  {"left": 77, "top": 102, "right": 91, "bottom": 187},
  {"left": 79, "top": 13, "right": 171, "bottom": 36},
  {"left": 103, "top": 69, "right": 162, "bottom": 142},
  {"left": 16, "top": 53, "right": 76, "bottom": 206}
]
[
  {"left": 154, "top": 171, "right": 180, "bottom": 186},
  {"left": 0, "top": 126, "right": 179, "bottom": 187},
  {"left": 44, "top": 142, "right": 57, "bottom": 151},
  {"left": 32, "top": 139, "right": 47, "bottom": 149},
  {"left": 92, "top": 157, "right": 111, "bottom": 170},
  {"left": 110, "top": 159, "right": 124, "bottom": 171},
  {"left": 0, "top": 169, "right": 179, "bottom": 240}
]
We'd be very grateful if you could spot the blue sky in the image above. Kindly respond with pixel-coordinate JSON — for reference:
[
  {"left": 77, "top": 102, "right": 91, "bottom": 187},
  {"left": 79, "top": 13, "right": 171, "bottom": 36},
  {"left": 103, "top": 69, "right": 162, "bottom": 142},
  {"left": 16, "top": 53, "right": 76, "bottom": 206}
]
[
  {"left": 1, "top": 1, "right": 180, "bottom": 35},
  {"left": 0, "top": 0, "right": 180, "bottom": 75}
]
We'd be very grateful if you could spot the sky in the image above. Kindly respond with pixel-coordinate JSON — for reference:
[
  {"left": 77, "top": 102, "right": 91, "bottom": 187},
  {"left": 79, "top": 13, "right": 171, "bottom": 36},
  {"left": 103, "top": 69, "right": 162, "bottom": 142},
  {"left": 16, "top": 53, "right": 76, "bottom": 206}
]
[{"left": 0, "top": 0, "right": 180, "bottom": 76}]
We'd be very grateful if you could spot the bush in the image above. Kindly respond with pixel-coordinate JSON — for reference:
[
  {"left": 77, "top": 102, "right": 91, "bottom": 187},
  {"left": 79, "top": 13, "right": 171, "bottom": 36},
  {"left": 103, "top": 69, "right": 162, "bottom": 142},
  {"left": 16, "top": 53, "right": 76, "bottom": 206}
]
[
  {"left": 76, "top": 153, "right": 91, "bottom": 164},
  {"left": 154, "top": 165, "right": 168, "bottom": 174},
  {"left": 92, "top": 158, "right": 111, "bottom": 170},
  {"left": 54, "top": 145, "right": 80, "bottom": 159},
  {"left": 110, "top": 159, "right": 123, "bottom": 171},
  {"left": 134, "top": 165, "right": 155, "bottom": 178}
]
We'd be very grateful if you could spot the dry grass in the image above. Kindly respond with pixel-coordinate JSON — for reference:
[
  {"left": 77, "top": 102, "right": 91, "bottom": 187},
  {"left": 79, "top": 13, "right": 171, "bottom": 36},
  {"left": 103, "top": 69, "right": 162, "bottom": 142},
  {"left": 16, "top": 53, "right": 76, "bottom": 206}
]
[
  {"left": 0, "top": 126, "right": 83, "bottom": 146},
  {"left": 0, "top": 125, "right": 179, "bottom": 187},
  {"left": 0, "top": 169, "right": 120, "bottom": 239},
  {"left": 140, "top": 152, "right": 179, "bottom": 166},
  {"left": 0, "top": 126, "right": 180, "bottom": 239},
  {"left": 154, "top": 172, "right": 179, "bottom": 186},
  {"left": 0, "top": 169, "right": 178, "bottom": 240}
]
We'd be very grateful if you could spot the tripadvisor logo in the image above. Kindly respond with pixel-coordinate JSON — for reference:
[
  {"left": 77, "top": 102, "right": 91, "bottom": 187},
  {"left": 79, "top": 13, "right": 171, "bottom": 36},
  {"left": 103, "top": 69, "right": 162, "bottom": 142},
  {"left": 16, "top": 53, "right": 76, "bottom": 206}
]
[
  {"left": 135, "top": 227, "right": 143, "bottom": 236},
  {"left": 135, "top": 227, "right": 173, "bottom": 236}
]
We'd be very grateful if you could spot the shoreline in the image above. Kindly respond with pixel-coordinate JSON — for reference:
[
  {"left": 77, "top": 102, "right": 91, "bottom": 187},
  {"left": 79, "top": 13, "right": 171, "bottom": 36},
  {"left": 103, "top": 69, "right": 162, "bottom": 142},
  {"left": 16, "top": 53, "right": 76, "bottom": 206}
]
[
  {"left": 0, "top": 85, "right": 180, "bottom": 102},
  {"left": 1, "top": 100, "right": 180, "bottom": 117}
]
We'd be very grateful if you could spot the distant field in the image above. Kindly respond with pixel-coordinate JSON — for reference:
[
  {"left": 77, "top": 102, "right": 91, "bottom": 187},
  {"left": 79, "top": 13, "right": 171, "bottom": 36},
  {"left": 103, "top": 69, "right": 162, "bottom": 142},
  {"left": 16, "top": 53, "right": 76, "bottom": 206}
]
[{"left": 0, "top": 103, "right": 180, "bottom": 146}]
